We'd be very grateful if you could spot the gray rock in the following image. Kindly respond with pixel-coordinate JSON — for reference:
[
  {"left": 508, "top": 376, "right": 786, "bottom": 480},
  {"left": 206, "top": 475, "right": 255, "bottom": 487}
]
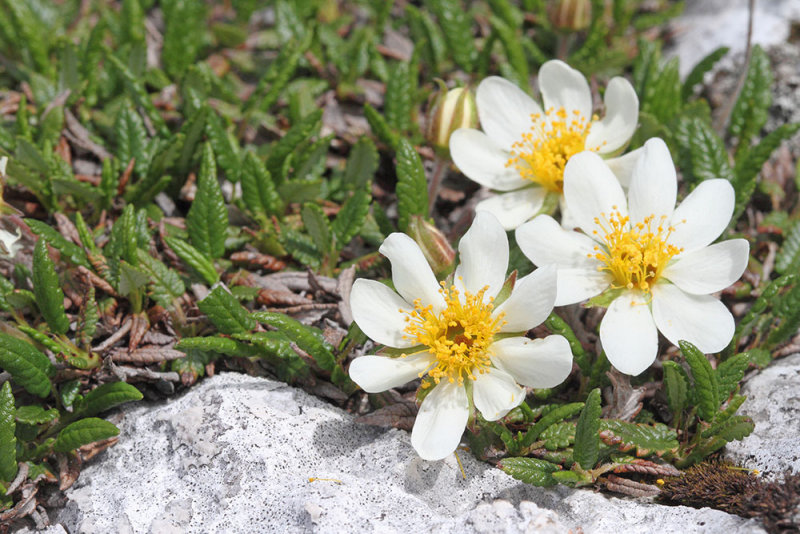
[
  {"left": 52, "top": 373, "right": 764, "bottom": 533},
  {"left": 724, "top": 353, "right": 800, "bottom": 478},
  {"left": 667, "top": 0, "right": 800, "bottom": 76}
]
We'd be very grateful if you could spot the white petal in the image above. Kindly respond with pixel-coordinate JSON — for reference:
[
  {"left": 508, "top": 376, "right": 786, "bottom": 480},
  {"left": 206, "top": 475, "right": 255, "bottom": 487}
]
[
  {"left": 599, "top": 290, "right": 659, "bottom": 376},
  {"left": 559, "top": 195, "right": 580, "bottom": 231},
  {"left": 563, "top": 151, "right": 628, "bottom": 238},
  {"left": 380, "top": 232, "right": 444, "bottom": 312},
  {"left": 491, "top": 335, "right": 573, "bottom": 388},
  {"left": 350, "top": 279, "right": 414, "bottom": 348},
  {"left": 538, "top": 60, "right": 592, "bottom": 120},
  {"left": 604, "top": 147, "right": 644, "bottom": 188},
  {"left": 494, "top": 265, "right": 557, "bottom": 333},
  {"left": 475, "top": 76, "right": 543, "bottom": 152},
  {"left": 472, "top": 368, "right": 525, "bottom": 421},
  {"left": 454, "top": 211, "right": 509, "bottom": 300},
  {"left": 651, "top": 283, "right": 735, "bottom": 354},
  {"left": 475, "top": 187, "right": 546, "bottom": 231},
  {"left": 554, "top": 267, "right": 612, "bottom": 306},
  {"left": 515, "top": 214, "right": 598, "bottom": 269},
  {"left": 628, "top": 138, "right": 677, "bottom": 227},
  {"left": 411, "top": 381, "right": 470, "bottom": 461},
  {"left": 668, "top": 179, "right": 735, "bottom": 252},
  {"left": 585, "top": 77, "right": 639, "bottom": 155},
  {"left": 348, "top": 353, "right": 435, "bottom": 393},
  {"left": 663, "top": 239, "right": 750, "bottom": 295},
  {"left": 449, "top": 129, "right": 530, "bottom": 191}
]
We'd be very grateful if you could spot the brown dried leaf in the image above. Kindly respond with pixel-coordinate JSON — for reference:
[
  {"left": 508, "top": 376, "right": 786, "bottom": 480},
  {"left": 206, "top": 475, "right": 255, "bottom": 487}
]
[
  {"left": 605, "top": 369, "right": 645, "bottom": 421},
  {"left": 605, "top": 474, "right": 661, "bottom": 497},
  {"left": 257, "top": 288, "right": 310, "bottom": 306},
  {"left": 230, "top": 250, "right": 286, "bottom": 271},
  {"left": 78, "top": 436, "right": 119, "bottom": 462},
  {"left": 0, "top": 485, "right": 37, "bottom": 522},
  {"left": 58, "top": 453, "right": 82, "bottom": 491},
  {"left": 613, "top": 459, "right": 681, "bottom": 477},
  {"left": 64, "top": 109, "right": 112, "bottom": 160},
  {"left": 110, "top": 346, "right": 185, "bottom": 364},
  {"left": 128, "top": 312, "right": 150, "bottom": 351}
]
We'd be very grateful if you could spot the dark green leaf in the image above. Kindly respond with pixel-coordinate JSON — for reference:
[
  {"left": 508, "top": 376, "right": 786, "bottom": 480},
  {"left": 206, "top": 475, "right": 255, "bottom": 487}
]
[
  {"left": 32, "top": 239, "right": 70, "bottom": 335},
  {"left": 137, "top": 249, "right": 185, "bottom": 307},
  {"left": 0, "top": 382, "right": 16, "bottom": 482},
  {"left": 175, "top": 336, "right": 259, "bottom": 358},
  {"left": 682, "top": 47, "right": 729, "bottom": 100},
  {"left": 266, "top": 109, "right": 323, "bottom": 177},
  {"left": 343, "top": 137, "right": 379, "bottom": 190},
  {"left": 0, "top": 334, "right": 53, "bottom": 397},
  {"left": 241, "top": 152, "right": 280, "bottom": 217},
  {"left": 716, "top": 353, "right": 749, "bottom": 399},
  {"left": 118, "top": 262, "right": 148, "bottom": 297},
  {"left": 187, "top": 143, "right": 228, "bottom": 259},
  {"left": 114, "top": 104, "right": 149, "bottom": 178},
  {"left": 161, "top": 0, "right": 206, "bottom": 77},
  {"left": 177, "top": 104, "right": 209, "bottom": 175},
  {"left": 519, "top": 402, "right": 584, "bottom": 448},
  {"left": 247, "top": 35, "right": 308, "bottom": 114},
  {"left": 364, "top": 103, "right": 399, "bottom": 149},
  {"left": 385, "top": 61, "right": 413, "bottom": 132},
  {"left": 776, "top": 218, "right": 800, "bottom": 275},
  {"left": 490, "top": 16, "right": 527, "bottom": 85},
  {"left": 205, "top": 110, "right": 240, "bottom": 183},
  {"left": 643, "top": 57, "right": 681, "bottom": 123},
  {"left": 233, "top": 331, "right": 310, "bottom": 382},
  {"left": 680, "top": 340, "right": 720, "bottom": 422},
  {"left": 573, "top": 388, "right": 601, "bottom": 469},
  {"left": 15, "top": 405, "right": 58, "bottom": 425},
  {"left": 499, "top": 457, "right": 560, "bottom": 487},
  {"left": 729, "top": 45, "right": 772, "bottom": 147},
  {"left": 395, "top": 138, "right": 428, "bottom": 231},
  {"left": 164, "top": 236, "right": 219, "bottom": 285},
  {"left": 53, "top": 418, "right": 120, "bottom": 453},
  {"left": 332, "top": 188, "right": 370, "bottom": 247},
  {"left": 198, "top": 285, "right": 256, "bottom": 335},
  {"left": 24, "top": 219, "right": 90, "bottom": 268},
  {"left": 427, "top": 0, "right": 476, "bottom": 71},
  {"left": 540, "top": 421, "right": 575, "bottom": 451},
  {"left": 301, "top": 203, "right": 332, "bottom": 256},
  {"left": 75, "top": 382, "right": 143, "bottom": 418},
  {"left": 60, "top": 380, "right": 81, "bottom": 409},
  {"left": 674, "top": 115, "right": 734, "bottom": 185},
  {"left": 662, "top": 360, "right": 688, "bottom": 417},
  {"left": 599, "top": 420, "right": 679, "bottom": 456}
]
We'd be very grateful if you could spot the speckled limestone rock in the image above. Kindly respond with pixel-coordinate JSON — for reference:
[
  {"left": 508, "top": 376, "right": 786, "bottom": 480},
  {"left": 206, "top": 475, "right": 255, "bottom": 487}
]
[
  {"left": 51, "top": 373, "right": 764, "bottom": 533},
  {"left": 724, "top": 353, "right": 800, "bottom": 478}
]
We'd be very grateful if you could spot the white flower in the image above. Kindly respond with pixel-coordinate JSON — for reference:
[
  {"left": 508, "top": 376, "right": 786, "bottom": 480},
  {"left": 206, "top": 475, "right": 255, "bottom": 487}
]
[
  {"left": 348, "top": 212, "right": 573, "bottom": 461},
  {"left": 449, "top": 60, "right": 640, "bottom": 230},
  {"left": 515, "top": 138, "right": 749, "bottom": 376},
  {"left": 0, "top": 228, "right": 22, "bottom": 258},
  {"left": 0, "top": 156, "right": 7, "bottom": 177}
]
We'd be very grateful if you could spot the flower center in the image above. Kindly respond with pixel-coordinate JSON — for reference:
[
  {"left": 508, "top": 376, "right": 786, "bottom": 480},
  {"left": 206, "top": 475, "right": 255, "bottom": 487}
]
[
  {"left": 590, "top": 209, "right": 683, "bottom": 293},
  {"left": 403, "top": 283, "right": 505, "bottom": 385},
  {"left": 505, "top": 107, "right": 599, "bottom": 193}
]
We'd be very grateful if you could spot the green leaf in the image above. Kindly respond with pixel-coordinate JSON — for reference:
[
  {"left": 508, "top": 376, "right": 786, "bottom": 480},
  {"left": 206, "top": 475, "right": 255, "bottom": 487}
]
[
  {"left": 161, "top": 0, "right": 206, "bottom": 77},
  {"left": 701, "top": 414, "right": 754, "bottom": 442},
  {"left": 674, "top": 115, "right": 734, "bottom": 185},
  {"left": 301, "top": 203, "right": 332, "bottom": 256},
  {"left": 395, "top": 138, "right": 428, "bottom": 231},
  {"left": 332, "top": 188, "right": 370, "bottom": 247},
  {"left": 729, "top": 45, "right": 772, "bottom": 147},
  {"left": 682, "top": 47, "right": 729, "bottom": 100},
  {"left": 680, "top": 340, "right": 720, "bottom": 422},
  {"left": 205, "top": 110, "right": 240, "bottom": 183},
  {"left": 573, "top": 388, "right": 601, "bottom": 469},
  {"left": 164, "top": 236, "right": 219, "bottom": 285},
  {"left": 701, "top": 395, "right": 747, "bottom": 438},
  {"left": 32, "top": 239, "right": 70, "bottom": 335},
  {"left": 662, "top": 361, "right": 689, "bottom": 417},
  {"left": 364, "top": 103, "right": 399, "bottom": 149},
  {"left": 599, "top": 420, "right": 679, "bottom": 456},
  {"left": 0, "top": 334, "right": 53, "bottom": 397},
  {"left": 716, "top": 353, "right": 749, "bottom": 399},
  {"left": 775, "top": 219, "right": 800, "bottom": 275},
  {"left": 279, "top": 225, "right": 321, "bottom": 268},
  {"left": 490, "top": 16, "right": 527, "bottom": 85},
  {"left": 427, "top": 0, "right": 477, "bottom": 71},
  {"left": 766, "top": 283, "right": 800, "bottom": 347},
  {"left": 0, "top": 382, "right": 17, "bottom": 482},
  {"left": 15, "top": 405, "right": 58, "bottom": 425},
  {"left": 118, "top": 262, "right": 149, "bottom": 297},
  {"left": 175, "top": 336, "right": 259, "bottom": 358},
  {"left": 499, "top": 457, "right": 560, "bottom": 487},
  {"left": 643, "top": 57, "right": 681, "bottom": 124},
  {"left": 232, "top": 331, "right": 310, "bottom": 382},
  {"left": 198, "top": 285, "right": 256, "bottom": 335},
  {"left": 24, "top": 219, "right": 90, "bottom": 268},
  {"left": 126, "top": 134, "right": 185, "bottom": 205},
  {"left": 114, "top": 104, "right": 149, "bottom": 178},
  {"left": 732, "top": 123, "right": 800, "bottom": 221},
  {"left": 60, "top": 380, "right": 81, "bottom": 409},
  {"left": 247, "top": 35, "right": 308, "bottom": 114},
  {"left": 241, "top": 152, "right": 280, "bottom": 217},
  {"left": 177, "top": 104, "right": 209, "bottom": 175},
  {"left": 187, "top": 143, "right": 228, "bottom": 259},
  {"left": 344, "top": 137, "right": 379, "bottom": 190},
  {"left": 519, "top": 402, "right": 584, "bottom": 448},
  {"left": 75, "top": 382, "right": 143, "bottom": 418},
  {"left": 171, "top": 349, "right": 215, "bottom": 384},
  {"left": 540, "top": 421, "right": 575, "bottom": 451},
  {"left": 405, "top": 5, "right": 447, "bottom": 72},
  {"left": 385, "top": 61, "right": 413, "bottom": 132},
  {"left": 137, "top": 250, "right": 185, "bottom": 307},
  {"left": 53, "top": 418, "right": 120, "bottom": 453},
  {"left": 105, "top": 48, "right": 168, "bottom": 136},
  {"left": 266, "top": 109, "right": 323, "bottom": 177}
]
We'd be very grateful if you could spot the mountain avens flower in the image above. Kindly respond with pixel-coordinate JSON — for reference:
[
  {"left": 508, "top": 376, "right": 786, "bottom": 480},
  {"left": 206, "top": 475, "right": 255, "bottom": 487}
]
[
  {"left": 515, "top": 138, "right": 749, "bottom": 376},
  {"left": 449, "top": 60, "right": 639, "bottom": 230},
  {"left": 348, "top": 212, "right": 573, "bottom": 461}
]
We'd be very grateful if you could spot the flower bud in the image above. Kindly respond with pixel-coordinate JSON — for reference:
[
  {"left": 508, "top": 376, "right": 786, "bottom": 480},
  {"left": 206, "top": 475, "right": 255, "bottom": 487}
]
[
  {"left": 406, "top": 215, "right": 455, "bottom": 278},
  {"left": 425, "top": 82, "right": 478, "bottom": 155},
  {"left": 549, "top": 0, "right": 592, "bottom": 32}
]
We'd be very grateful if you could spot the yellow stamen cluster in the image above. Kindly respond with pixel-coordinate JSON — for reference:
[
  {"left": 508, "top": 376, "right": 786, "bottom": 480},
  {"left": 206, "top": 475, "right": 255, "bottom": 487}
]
[
  {"left": 591, "top": 209, "right": 682, "bottom": 292},
  {"left": 402, "top": 282, "right": 505, "bottom": 385},
  {"left": 506, "top": 107, "right": 599, "bottom": 193}
]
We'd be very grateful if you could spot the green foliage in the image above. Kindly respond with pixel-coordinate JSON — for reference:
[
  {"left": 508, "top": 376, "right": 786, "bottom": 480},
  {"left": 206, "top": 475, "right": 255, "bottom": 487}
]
[
  {"left": 395, "top": 138, "right": 429, "bottom": 231},
  {"left": 0, "top": 382, "right": 17, "bottom": 482},
  {"left": 682, "top": 47, "right": 729, "bottom": 100},
  {"left": 599, "top": 420, "right": 678, "bottom": 457},
  {"left": 776, "top": 220, "right": 800, "bottom": 275},
  {"left": 198, "top": 285, "right": 257, "bottom": 335},
  {"left": 75, "top": 382, "right": 143, "bottom": 419},
  {"left": 53, "top": 418, "right": 120, "bottom": 453},
  {"left": 729, "top": 46, "right": 772, "bottom": 148},
  {"left": 241, "top": 152, "right": 281, "bottom": 219},
  {"left": 500, "top": 457, "right": 560, "bottom": 487},
  {"left": 0, "top": 334, "right": 53, "bottom": 398},
  {"left": 187, "top": 143, "right": 228, "bottom": 259},
  {"left": 164, "top": 236, "right": 220, "bottom": 286},
  {"left": 427, "top": 0, "right": 477, "bottom": 71},
  {"left": 681, "top": 341, "right": 720, "bottom": 422},
  {"left": 32, "top": 239, "right": 70, "bottom": 335},
  {"left": 573, "top": 388, "right": 602, "bottom": 469}
]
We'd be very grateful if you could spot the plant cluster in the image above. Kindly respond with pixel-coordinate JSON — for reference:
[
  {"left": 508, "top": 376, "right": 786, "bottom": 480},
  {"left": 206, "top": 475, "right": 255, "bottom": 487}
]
[{"left": 0, "top": 0, "right": 798, "bottom": 529}]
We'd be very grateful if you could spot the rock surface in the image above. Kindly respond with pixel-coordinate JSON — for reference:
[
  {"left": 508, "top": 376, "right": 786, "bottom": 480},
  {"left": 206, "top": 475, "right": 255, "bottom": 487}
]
[
  {"left": 724, "top": 353, "right": 800, "bottom": 478},
  {"left": 51, "top": 372, "right": 766, "bottom": 533}
]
